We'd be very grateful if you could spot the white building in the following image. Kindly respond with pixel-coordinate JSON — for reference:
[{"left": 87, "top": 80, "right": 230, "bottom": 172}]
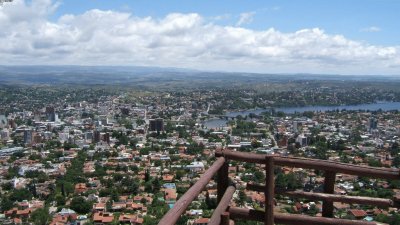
[
  {"left": 1, "top": 129, "right": 10, "bottom": 141},
  {"left": 186, "top": 161, "right": 204, "bottom": 172}
]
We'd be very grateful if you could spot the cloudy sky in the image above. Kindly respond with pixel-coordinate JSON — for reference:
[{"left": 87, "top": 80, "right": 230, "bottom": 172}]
[{"left": 0, "top": 0, "right": 399, "bottom": 75}]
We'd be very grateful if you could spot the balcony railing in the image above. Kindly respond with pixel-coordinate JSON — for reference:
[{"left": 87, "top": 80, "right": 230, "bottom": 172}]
[{"left": 159, "top": 150, "right": 400, "bottom": 225}]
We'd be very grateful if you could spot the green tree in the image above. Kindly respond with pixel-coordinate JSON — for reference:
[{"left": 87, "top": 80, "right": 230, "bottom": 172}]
[
  {"left": 154, "top": 160, "right": 162, "bottom": 167},
  {"left": 286, "top": 173, "right": 303, "bottom": 190},
  {"left": 122, "top": 178, "right": 139, "bottom": 195},
  {"left": 144, "top": 181, "right": 153, "bottom": 193},
  {"left": 251, "top": 139, "right": 262, "bottom": 148},
  {"left": 55, "top": 194, "right": 66, "bottom": 206},
  {"left": 393, "top": 155, "right": 400, "bottom": 168},
  {"left": 368, "top": 158, "right": 382, "bottom": 167},
  {"left": 143, "top": 216, "right": 158, "bottom": 225},
  {"left": 377, "top": 188, "right": 394, "bottom": 199},
  {"left": 390, "top": 142, "right": 400, "bottom": 156},
  {"left": 9, "top": 188, "right": 33, "bottom": 202},
  {"left": 0, "top": 197, "right": 14, "bottom": 211},
  {"left": 275, "top": 173, "right": 303, "bottom": 190},
  {"left": 275, "top": 173, "right": 287, "bottom": 190},
  {"left": 113, "top": 173, "right": 124, "bottom": 182},
  {"left": 254, "top": 170, "right": 265, "bottom": 183},
  {"left": 136, "top": 118, "right": 145, "bottom": 126},
  {"left": 375, "top": 213, "right": 390, "bottom": 223},
  {"left": 186, "top": 142, "right": 204, "bottom": 155},
  {"left": 276, "top": 111, "right": 285, "bottom": 117},
  {"left": 70, "top": 197, "right": 91, "bottom": 214},
  {"left": 1, "top": 182, "right": 12, "bottom": 191},
  {"left": 144, "top": 169, "right": 150, "bottom": 182},
  {"left": 111, "top": 189, "right": 120, "bottom": 202},
  {"left": 176, "top": 215, "right": 189, "bottom": 225},
  {"left": 237, "top": 189, "right": 247, "bottom": 206},
  {"left": 390, "top": 213, "right": 400, "bottom": 225},
  {"left": 30, "top": 208, "right": 51, "bottom": 225},
  {"left": 306, "top": 204, "right": 319, "bottom": 216},
  {"left": 152, "top": 177, "right": 161, "bottom": 193},
  {"left": 175, "top": 170, "right": 185, "bottom": 180}
]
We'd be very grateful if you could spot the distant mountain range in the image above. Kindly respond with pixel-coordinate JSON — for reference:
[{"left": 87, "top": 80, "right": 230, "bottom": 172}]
[{"left": 0, "top": 65, "right": 399, "bottom": 86}]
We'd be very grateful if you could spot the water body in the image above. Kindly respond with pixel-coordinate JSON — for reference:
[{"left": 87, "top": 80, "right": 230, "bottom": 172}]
[{"left": 203, "top": 101, "right": 400, "bottom": 129}]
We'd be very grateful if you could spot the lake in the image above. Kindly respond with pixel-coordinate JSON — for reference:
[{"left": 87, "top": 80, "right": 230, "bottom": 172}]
[{"left": 203, "top": 101, "right": 400, "bottom": 129}]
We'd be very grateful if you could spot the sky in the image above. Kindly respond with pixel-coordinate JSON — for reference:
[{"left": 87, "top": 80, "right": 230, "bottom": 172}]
[{"left": 0, "top": 0, "right": 399, "bottom": 75}]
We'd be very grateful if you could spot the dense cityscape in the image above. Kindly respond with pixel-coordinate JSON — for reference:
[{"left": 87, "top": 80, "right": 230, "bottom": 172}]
[
  {"left": 0, "top": 81, "right": 400, "bottom": 225},
  {"left": 2, "top": 0, "right": 400, "bottom": 224}
]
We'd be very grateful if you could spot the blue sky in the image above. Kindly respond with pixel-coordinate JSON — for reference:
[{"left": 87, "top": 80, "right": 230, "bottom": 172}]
[
  {"left": 52, "top": 0, "right": 400, "bottom": 45},
  {"left": 0, "top": 0, "right": 399, "bottom": 74}
]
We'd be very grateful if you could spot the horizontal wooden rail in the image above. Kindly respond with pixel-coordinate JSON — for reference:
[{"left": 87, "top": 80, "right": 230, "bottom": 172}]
[
  {"left": 216, "top": 150, "right": 400, "bottom": 180},
  {"left": 209, "top": 186, "right": 236, "bottom": 225},
  {"left": 158, "top": 157, "right": 226, "bottom": 225},
  {"left": 229, "top": 207, "right": 377, "bottom": 225},
  {"left": 247, "top": 182, "right": 394, "bottom": 207},
  {"left": 159, "top": 151, "right": 400, "bottom": 225}
]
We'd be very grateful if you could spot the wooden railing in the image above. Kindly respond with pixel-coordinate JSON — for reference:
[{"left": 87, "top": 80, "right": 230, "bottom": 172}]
[{"left": 159, "top": 150, "right": 400, "bottom": 225}]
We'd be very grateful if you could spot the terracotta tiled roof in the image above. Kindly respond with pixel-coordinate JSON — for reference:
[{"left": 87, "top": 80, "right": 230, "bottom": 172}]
[
  {"left": 93, "top": 212, "right": 114, "bottom": 223},
  {"left": 162, "top": 174, "right": 174, "bottom": 181},
  {"left": 164, "top": 189, "right": 177, "bottom": 200},
  {"left": 194, "top": 218, "right": 209, "bottom": 224},
  {"left": 349, "top": 209, "right": 367, "bottom": 218},
  {"left": 118, "top": 214, "right": 144, "bottom": 224}
]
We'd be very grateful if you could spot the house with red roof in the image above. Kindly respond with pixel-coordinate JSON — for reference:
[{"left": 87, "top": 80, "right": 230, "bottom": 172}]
[
  {"left": 348, "top": 209, "right": 367, "bottom": 220},
  {"left": 93, "top": 212, "right": 114, "bottom": 224}
]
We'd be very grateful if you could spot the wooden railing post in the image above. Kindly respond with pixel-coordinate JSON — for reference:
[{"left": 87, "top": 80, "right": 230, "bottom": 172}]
[
  {"left": 322, "top": 170, "right": 336, "bottom": 217},
  {"left": 218, "top": 158, "right": 229, "bottom": 203},
  {"left": 221, "top": 212, "right": 230, "bottom": 225},
  {"left": 265, "top": 156, "right": 275, "bottom": 225}
]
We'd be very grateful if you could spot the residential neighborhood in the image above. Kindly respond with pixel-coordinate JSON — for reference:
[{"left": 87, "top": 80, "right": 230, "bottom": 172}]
[{"left": 1, "top": 88, "right": 400, "bottom": 225}]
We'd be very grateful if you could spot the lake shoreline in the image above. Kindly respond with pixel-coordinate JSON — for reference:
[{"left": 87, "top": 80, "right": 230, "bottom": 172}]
[{"left": 203, "top": 101, "right": 400, "bottom": 129}]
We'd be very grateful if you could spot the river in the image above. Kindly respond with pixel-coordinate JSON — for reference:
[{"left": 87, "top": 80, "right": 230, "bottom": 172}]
[{"left": 203, "top": 101, "right": 400, "bottom": 129}]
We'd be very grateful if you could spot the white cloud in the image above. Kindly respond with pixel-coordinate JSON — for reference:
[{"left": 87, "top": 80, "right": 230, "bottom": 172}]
[
  {"left": 236, "top": 12, "right": 255, "bottom": 26},
  {"left": 272, "top": 6, "right": 281, "bottom": 11},
  {"left": 0, "top": 0, "right": 399, "bottom": 75},
  {"left": 210, "top": 14, "right": 231, "bottom": 21},
  {"left": 361, "top": 26, "right": 381, "bottom": 32}
]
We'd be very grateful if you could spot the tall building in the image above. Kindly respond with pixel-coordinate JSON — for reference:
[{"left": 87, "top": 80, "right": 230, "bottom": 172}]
[
  {"left": 33, "top": 110, "right": 41, "bottom": 122},
  {"left": 149, "top": 118, "right": 164, "bottom": 132},
  {"left": 293, "top": 121, "right": 298, "bottom": 132},
  {"left": 47, "top": 123, "right": 54, "bottom": 131},
  {"left": 24, "top": 130, "right": 33, "bottom": 144},
  {"left": 1, "top": 129, "right": 10, "bottom": 141},
  {"left": 93, "top": 130, "right": 101, "bottom": 143},
  {"left": 296, "top": 134, "right": 308, "bottom": 147},
  {"left": 45, "top": 107, "right": 55, "bottom": 114},
  {"left": 46, "top": 107, "right": 56, "bottom": 122},
  {"left": 369, "top": 117, "right": 378, "bottom": 131},
  {"left": 85, "top": 132, "right": 93, "bottom": 141},
  {"left": 0, "top": 114, "right": 7, "bottom": 128},
  {"left": 8, "top": 119, "right": 16, "bottom": 129},
  {"left": 102, "top": 132, "right": 110, "bottom": 144}
]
